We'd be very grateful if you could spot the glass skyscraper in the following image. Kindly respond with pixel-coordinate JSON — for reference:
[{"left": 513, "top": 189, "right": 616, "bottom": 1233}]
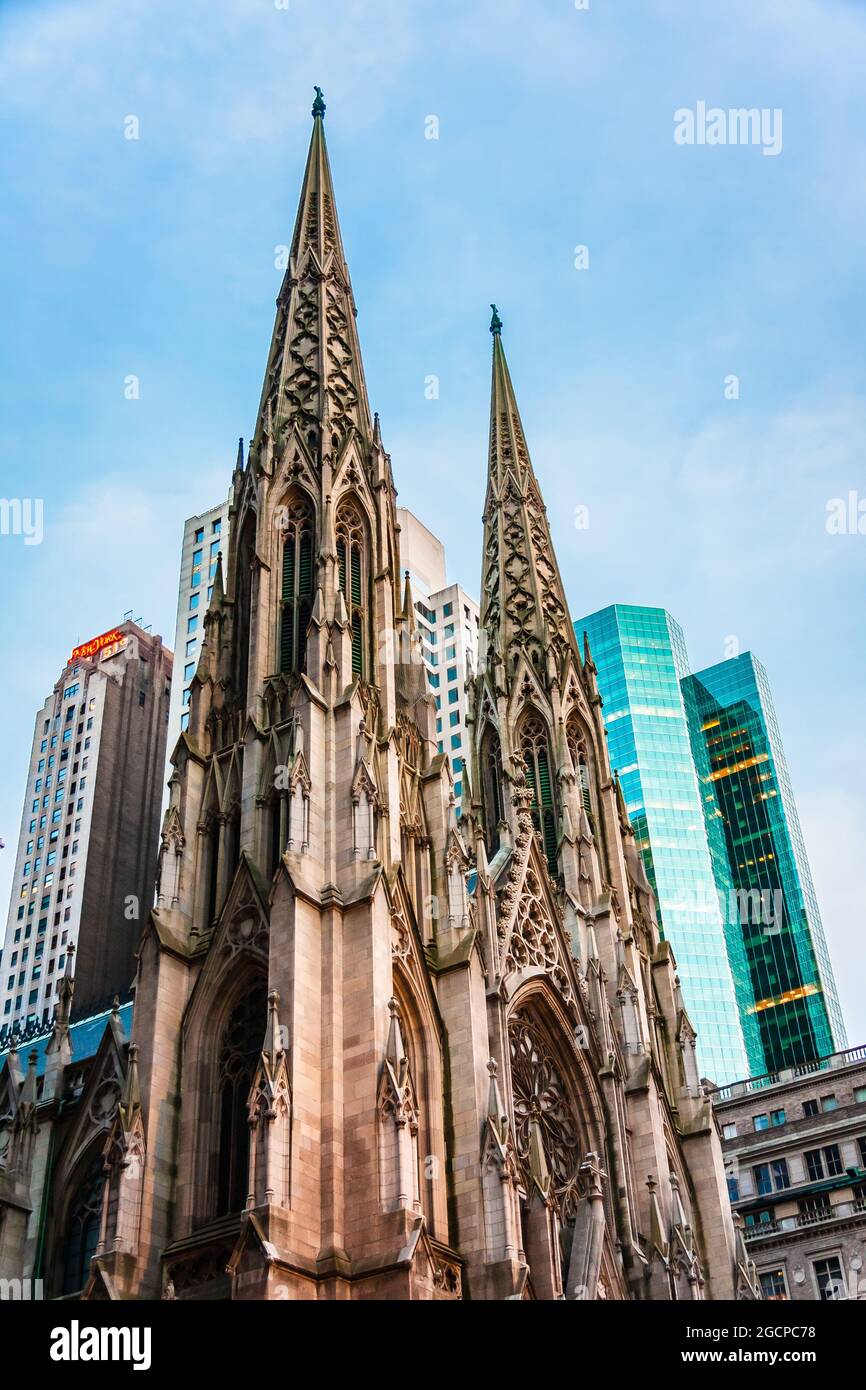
[
  {"left": 684, "top": 654, "right": 847, "bottom": 1073},
  {"left": 576, "top": 606, "right": 761, "bottom": 1084}
]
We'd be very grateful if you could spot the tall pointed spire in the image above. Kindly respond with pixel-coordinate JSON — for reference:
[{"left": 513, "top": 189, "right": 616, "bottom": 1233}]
[
  {"left": 480, "top": 308, "right": 577, "bottom": 677},
  {"left": 253, "top": 87, "right": 373, "bottom": 456}
]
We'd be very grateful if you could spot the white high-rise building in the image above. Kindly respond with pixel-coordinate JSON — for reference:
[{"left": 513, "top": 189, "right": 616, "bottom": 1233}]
[
  {"left": 165, "top": 488, "right": 232, "bottom": 770},
  {"left": 397, "top": 508, "right": 480, "bottom": 800},
  {"left": 0, "top": 621, "right": 172, "bottom": 1043}
]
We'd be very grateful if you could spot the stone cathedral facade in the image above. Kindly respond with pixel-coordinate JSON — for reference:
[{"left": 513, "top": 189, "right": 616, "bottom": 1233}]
[{"left": 1, "top": 93, "right": 761, "bottom": 1302}]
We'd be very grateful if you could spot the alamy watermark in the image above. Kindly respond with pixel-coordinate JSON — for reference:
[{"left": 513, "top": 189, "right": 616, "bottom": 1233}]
[
  {"left": 0, "top": 497, "right": 43, "bottom": 545},
  {"left": 676, "top": 885, "right": 784, "bottom": 933},
  {"left": 0, "top": 1277, "right": 44, "bottom": 1299},
  {"left": 674, "top": 102, "right": 782, "bottom": 157},
  {"left": 826, "top": 491, "right": 866, "bottom": 535}
]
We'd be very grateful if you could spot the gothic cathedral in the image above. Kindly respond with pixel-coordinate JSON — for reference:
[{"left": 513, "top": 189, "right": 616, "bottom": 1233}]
[{"left": 2, "top": 91, "right": 761, "bottom": 1302}]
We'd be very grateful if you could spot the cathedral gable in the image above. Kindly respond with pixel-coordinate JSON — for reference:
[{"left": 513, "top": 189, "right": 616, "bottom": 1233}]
[
  {"left": 506, "top": 656, "right": 551, "bottom": 731},
  {"left": 494, "top": 806, "right": 578, "bottom": 1017},
  {"left": 55, "top": 1016, "right": 127, "bottom": 1194}
]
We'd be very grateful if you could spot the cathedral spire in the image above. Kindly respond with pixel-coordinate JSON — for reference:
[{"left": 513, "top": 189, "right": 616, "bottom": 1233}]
[
  {"left": 253, "top": 87, "right": 373, "bottom": 455},
  {"left": 480, "top": 308, "right": 577, "bottom": 678}
]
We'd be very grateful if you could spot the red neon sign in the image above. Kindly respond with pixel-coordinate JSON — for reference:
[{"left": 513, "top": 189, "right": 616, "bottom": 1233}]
[{"left": 70, "top": 628, "right": 124, "bottom": 662}]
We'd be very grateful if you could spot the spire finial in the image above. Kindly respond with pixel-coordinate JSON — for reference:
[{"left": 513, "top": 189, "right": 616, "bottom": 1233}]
[
  {"left": 312, "top": 86, "right": 326, "bottom": 120},
  {"left": 489, "top": 303, "right": 502, "bottom": 336}
]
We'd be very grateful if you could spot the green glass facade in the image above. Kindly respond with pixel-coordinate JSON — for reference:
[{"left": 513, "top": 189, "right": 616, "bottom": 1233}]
[
  {"left": 576, "top": 606, "right": 761, "bottom": 1084},
  {"left": 684, "top": 654, "right": 847, "bottom": 1072}
]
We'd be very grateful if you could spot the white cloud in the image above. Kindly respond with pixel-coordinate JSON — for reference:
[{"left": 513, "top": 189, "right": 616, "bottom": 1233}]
[{"left": 800, "top": 786, "right": 866, "bottom": 1045}]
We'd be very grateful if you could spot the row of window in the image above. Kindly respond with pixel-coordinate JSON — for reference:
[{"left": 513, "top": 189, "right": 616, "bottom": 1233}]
[
  {"left": 181, "top": 515, "right": 221, "bottom": 724},
  {"left": 728, "top": 1136, "right": 866, "bottom": 1199},
  {"left": 193, "top": 518, "right": 222, "bottom": 545},
  {"left": 759, "top": 1255, "right": 848, "bottom": 1301},
  {"left": 4, "top": 695, "right": 92, "bottom": 1022},
  {"left": 721, "top": 1089, "right": 861, "bottom": 1140}
]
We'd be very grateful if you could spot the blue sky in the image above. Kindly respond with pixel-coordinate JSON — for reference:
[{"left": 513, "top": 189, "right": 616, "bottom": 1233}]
[{"left": 1, "top": 0, "right": 864, "bottom": 1049}]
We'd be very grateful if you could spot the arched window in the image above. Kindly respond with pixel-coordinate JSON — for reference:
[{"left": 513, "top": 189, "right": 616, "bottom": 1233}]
[
  {"left": 336, "top": 501, "right": 368, "bottom": 679},
  {"left": 566, "top": 717, "right": 594, "bottom": 825},
  {"left": 235, "top": 510, "right": 256, "bottom": 705},
  {"left": 216, "top": 984, "right": 268, "bottom": 1217},
  {"left": 521, "top": 715, "right": 558, "bottom": 875},
  {"left": 279, "top": 493, "right": 314, "bottom": 674},
  {"left": 203, "top": 814, "right": 220, "bottom": 930},
  {"left": 481, "top": 725, "right": 504, "bottom": 858},
  {"left": 60, "top": 1155, "right": 105, "bottom": 1296}
]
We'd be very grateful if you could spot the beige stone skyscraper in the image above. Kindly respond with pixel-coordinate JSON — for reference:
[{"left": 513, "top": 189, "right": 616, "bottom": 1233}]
[
  {"left": 1, "top": 91, "right": 758, "bottom": 1302},
  {"left": 0, "top": 620, "right": 172, "bottom": 1039}
]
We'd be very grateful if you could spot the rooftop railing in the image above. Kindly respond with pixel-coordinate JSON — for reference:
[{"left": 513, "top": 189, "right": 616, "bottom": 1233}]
[
  {"left": 744, "top": 1198, "right": 866, "bottom": 1240},
  {"left": 712, "top": 1044, "right": 866, "bottom": 1103}
]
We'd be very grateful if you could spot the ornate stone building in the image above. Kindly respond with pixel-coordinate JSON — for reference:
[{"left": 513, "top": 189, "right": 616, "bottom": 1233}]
[{"left": 1, "top": 91, "right": 759, "bottom": 1302}]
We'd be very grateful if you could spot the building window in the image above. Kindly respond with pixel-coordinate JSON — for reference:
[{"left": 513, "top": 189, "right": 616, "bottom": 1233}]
[
  {"left": 770, "top": 1108, "right": 786, "bottom": 1127},
  {"left": 184, "top": 662, "right": 195, "bottom": 681},
  {"left": 521, "top": 715, "right": 558, "bottom": 874},
  {"left": 721, "top": 1122, "right": 737, "bottom": 1140},
  {"left": 813, "top": 1256, "right": 846, "bottom": 1301},
  {"left": 216, "top": 985, "right": 268, "bottom": 1217},
  {"left": 821, "top": 1094, "right": 839, "bottom": 1113},
  {"left": 60, "top": 1156, "right": 105, "bottom": 1297},
  {"left": 753, "top": 1113, "right": 769, "bottom": 1132},
  {"left": 753, "top": 1160, "right": 789, "bottom": 1195},
  {"left": 481, "top": 725, "right": 504, "bottom": 859},
  {"left": 759, "top": 1268, "right": 788, "bottom": 1301},
  {"left": 194, "top": 528, "right": 204, "bottom": 543},
  {"left": 279, "top": 492, "right": 314, "bottom": 675},
  {"left": 802, "top": 1099, "right": 819, "bottom": 1117},
  {"left": 744, "top": 1209, "right": 772, "bottom": 1228},
  {"left": 189, "top": 592, "right": 200, "bottom": 610},
  {"left": 336, "top": 501, "right": 368, "bottom": 679},
  {"left": 799, "top": 1194, "right": 831, "bottom": 1220}
]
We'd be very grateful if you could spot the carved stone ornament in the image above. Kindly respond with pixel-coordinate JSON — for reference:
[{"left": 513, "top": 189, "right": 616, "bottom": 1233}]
[
  {"left": 89, "top": 1078, "right": 122, "bottom": 1130},
  {"left": 224, "top": 904, "right": 269, "bottom": 959}
]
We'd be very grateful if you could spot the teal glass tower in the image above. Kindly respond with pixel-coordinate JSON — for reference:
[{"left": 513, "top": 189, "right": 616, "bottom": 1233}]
[
  {"left": 684, "top": 654, "right": 846, "bottom": 1072},
  {"left": 576, "top": 605, "right": 762, "bottom": 1084}
]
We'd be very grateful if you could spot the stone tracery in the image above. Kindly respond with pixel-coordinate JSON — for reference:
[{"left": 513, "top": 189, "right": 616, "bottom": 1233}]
[{"left": 508, "top": 1009, "right": 582, "bottom": 1224}]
